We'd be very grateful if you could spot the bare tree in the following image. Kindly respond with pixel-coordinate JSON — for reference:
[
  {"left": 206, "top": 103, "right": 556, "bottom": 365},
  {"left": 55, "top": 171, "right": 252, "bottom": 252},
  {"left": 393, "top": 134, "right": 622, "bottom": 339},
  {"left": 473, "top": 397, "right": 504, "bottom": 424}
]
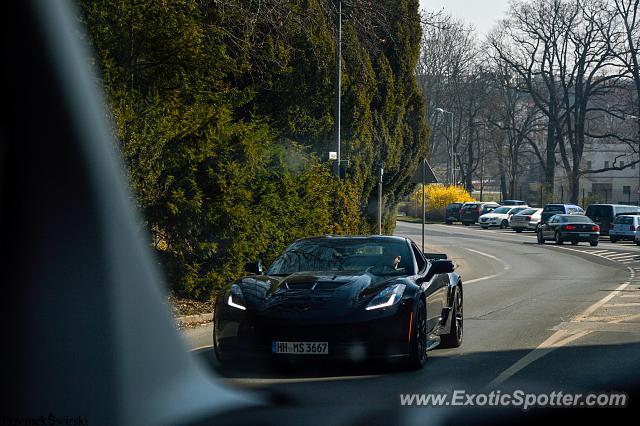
[{"left": 416, "top": 15, "right": 484, "bottom": 189}]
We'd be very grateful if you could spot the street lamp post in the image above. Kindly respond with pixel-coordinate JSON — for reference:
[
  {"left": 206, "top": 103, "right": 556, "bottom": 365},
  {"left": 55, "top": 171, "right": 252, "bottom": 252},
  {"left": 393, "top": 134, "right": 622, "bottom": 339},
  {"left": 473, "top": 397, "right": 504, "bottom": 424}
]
[
  {"left": 378, "top": 161, "right": 384, "bottom": 235},
  {"left": 334, "top": 0, "right": 342, "bottom": 178},
  {"left": 436, "top": 108, "right": 454, "bottom": 185}
]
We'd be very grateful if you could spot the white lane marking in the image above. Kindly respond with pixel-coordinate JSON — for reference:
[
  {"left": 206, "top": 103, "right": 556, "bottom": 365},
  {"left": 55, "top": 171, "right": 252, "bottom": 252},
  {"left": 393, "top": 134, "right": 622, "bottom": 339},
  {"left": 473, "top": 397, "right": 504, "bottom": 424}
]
[
  {"left": 605, "top": 253, "right": 637, "bottom": 259},
  {"left": 190, "top": 344, "right": 213, "bottom": 352},
  {"left": 431, "top": 224, "right": 537, "bottom": 239},
  {"left": 573, "top": 281, "right": 630, "bottom": 322},
  {"left": 465, "top": 273, "right": 504, "bottom": 285},
  {"left": 488, "top": 280, "right": 631, "bottom": 387},
  {"left": 488, "top": 331, "right": 591, "bottom": 388},
  {"left": 607, "top": 252, "right": 637, "bottom": 258},
  {"left": 603, "top": 302, "right": 640, "bottom": 308},
  {"left": 465, "top": 248, "right": 512, "bottom": 271},
  {"left": 610, "top": 312, "right": 640, "bottom": 324},
  {"left": 233, "top": 375, "right": 382, "bottom": 384}
]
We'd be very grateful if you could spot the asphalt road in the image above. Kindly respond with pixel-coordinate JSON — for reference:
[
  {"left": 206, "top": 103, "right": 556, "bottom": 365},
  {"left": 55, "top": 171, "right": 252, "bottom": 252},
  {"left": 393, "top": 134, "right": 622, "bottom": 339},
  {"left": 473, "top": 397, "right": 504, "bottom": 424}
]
[{"left": 182, "top": 222, "right": 640, "bottom": 407}]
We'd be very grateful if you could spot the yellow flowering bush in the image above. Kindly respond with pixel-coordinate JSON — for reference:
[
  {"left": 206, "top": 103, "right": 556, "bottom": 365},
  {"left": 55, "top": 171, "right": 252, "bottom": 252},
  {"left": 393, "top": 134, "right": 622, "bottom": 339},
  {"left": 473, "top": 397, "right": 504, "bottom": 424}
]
[{"left": 415, "top": 185, "right": 475, "bottom": 210}]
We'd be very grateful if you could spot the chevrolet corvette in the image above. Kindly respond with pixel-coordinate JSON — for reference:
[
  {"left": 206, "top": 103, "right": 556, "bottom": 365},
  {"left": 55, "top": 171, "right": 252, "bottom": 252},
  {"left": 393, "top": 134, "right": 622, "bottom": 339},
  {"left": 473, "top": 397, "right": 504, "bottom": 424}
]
[{"left": 213, "top": 235, "right": 463, "bottom": 369}]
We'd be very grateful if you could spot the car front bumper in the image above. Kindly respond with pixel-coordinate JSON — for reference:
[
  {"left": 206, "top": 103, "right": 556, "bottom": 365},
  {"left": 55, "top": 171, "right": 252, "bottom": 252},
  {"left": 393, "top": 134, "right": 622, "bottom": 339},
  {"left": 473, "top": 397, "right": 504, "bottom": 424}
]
[{"left": 215, "top": 304, "right": 413, "bottom": 361}]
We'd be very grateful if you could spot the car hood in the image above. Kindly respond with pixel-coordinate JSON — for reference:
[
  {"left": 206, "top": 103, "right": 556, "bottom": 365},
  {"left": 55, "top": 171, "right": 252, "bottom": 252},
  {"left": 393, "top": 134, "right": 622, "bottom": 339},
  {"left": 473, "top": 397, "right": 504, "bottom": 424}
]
[
  {"left": 480, "top": 213, "right": 507, "bottom": 219},
  {"left": 239, "top": 271, "right": 403, "bottom": 318}
]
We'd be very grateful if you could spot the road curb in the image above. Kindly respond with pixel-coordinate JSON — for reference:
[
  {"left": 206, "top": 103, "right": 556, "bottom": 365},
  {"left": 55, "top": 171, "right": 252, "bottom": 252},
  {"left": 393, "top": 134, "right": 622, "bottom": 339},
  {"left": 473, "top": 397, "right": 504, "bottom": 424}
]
[{"left": 175, "top": 313, "right": 213, "bottom": 327}]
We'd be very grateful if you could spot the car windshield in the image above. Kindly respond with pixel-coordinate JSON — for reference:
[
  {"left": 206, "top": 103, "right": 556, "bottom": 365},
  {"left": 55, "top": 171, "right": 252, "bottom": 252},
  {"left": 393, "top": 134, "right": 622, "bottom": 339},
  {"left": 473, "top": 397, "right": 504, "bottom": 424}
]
[
  {"left": 517, "top": 208, "right": 537, "bottom": 215},
  {"left": 492, "top": 207, "right": 512, "bottom": 214},
  {"left": 544, "top": 205, "right": 565, "bottom": 213},
  {"left": 267, "top": 239, "right": 413, "bottom": 276},
  {"left": 615, "top": 216, "right": 635, "bottom": 224}
]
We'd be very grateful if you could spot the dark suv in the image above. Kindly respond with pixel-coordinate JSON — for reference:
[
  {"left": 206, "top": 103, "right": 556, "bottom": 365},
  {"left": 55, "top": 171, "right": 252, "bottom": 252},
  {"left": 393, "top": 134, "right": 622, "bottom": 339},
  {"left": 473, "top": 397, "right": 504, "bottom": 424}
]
[
  {"left": 540, "top": 204, "right": 584, "bottom": 225},
  {"left": 445, "top": 202, "right": 464, "bottom": 224},
  {"left": 460, "top": 202, "right": 500, "bottom": 226},
  {"left": 585, "top": 204, "right": 640, "bottom": 236}
]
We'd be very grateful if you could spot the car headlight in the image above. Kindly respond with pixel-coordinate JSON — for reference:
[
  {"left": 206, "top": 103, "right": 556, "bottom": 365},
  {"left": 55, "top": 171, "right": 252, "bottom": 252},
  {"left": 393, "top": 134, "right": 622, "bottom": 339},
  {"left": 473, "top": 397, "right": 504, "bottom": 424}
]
[
  {"left": 365, "top": 283, "right": 406, "bottom": 311},
  {"left": 227, "top": 284, "right": 247, "bottom": 311}
]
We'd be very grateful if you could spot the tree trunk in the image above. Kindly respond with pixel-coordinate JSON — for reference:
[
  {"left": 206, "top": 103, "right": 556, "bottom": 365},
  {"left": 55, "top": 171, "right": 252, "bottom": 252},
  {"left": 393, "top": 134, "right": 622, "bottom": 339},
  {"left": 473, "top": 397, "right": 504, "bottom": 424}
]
[{"left": 544, "top": 119, "right": 556, "bottom": 203}]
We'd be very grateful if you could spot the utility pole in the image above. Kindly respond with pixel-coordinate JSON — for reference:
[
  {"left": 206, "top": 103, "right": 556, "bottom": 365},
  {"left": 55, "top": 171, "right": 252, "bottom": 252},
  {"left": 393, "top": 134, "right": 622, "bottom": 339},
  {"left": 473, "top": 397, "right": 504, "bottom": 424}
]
[
  {"left": 334, "top": 0, "right": 342, "bottom": 178},
  {"left": 378, "top": 162, "right": 384, "bottom": 235},
  {"left": 422, "top": 159, "right": 426, "bottom": 251},
  {"left": 480, "top": 123, "right": 486, "bottom": 201}
]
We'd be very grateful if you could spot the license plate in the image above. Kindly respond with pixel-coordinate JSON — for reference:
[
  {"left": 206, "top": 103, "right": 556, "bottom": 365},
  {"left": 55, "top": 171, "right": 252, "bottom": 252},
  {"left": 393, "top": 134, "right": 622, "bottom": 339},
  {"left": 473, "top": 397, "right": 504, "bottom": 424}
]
[
  {"left": 272, "top": 341, "right": 329, "bottom": 354},
  {"left": 579, "top": 233, "right": 590, "bottom": 237}
]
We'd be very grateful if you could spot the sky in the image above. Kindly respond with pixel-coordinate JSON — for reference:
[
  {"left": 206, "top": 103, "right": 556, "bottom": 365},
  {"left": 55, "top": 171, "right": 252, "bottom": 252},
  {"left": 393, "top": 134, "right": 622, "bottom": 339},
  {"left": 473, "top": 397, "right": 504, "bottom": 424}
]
[{"left": 418, "top": 0, "right": 512, "bottom": 37}]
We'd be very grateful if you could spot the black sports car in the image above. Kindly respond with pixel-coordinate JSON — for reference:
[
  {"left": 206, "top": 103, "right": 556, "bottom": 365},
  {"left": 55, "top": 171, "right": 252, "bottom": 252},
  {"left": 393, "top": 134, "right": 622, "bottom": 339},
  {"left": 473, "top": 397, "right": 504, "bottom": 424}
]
[{"left": 213, "top": 236, "right": 463, "bottom": 369}]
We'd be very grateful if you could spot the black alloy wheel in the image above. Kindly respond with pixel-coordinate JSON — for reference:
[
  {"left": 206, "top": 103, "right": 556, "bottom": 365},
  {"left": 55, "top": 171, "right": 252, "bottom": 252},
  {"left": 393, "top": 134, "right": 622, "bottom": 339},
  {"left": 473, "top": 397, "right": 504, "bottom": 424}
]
[
  {"left": 555, "top": 232, "right": 564, "bottom": 245},
  {"left": 441, "top": 288, "right": 463, "bottom": 348},
  {"left": 406, "top": 299, "right": 427, "bottom": 369}
]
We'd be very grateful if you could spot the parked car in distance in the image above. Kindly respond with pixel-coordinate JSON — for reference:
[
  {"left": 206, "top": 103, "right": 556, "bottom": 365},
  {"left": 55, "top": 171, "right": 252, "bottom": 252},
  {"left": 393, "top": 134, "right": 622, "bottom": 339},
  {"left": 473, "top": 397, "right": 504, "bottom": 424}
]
[
  {"left": 459, "top": 202, "right": 500, "bottom": 226},
  {"left": 510, "top": 208, "right": 543, "bottom": 232},
  {"left": 585, "top": 204, "right": 640, "bottom": 236},
  {"left": 501, "top": 200, "right": 528, "bottom": 206},
  {"left": 444, "top": 202, "right": 465, "bottom": 224},
  {"left": 537, "top": 214, "right": 600, "bottom": 246},
  {"left": 479, "top": 206, "right": 529, "bottom": 229},
  {"left": 540, "top": 204, "right": 584, "bottom": 225},
  {"left": 609, "top": 214, "right": 640, "bottom": 243}
]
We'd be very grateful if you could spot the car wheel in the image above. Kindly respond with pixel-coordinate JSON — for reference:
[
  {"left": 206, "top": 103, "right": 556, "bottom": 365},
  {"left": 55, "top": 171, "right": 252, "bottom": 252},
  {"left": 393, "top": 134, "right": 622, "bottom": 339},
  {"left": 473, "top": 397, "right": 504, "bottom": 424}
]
[
  {"left": 440, "top": 288, "right": 463, "bottom": 348},
  {"left": 537, "top": 230, "right": 545, "bottom": 244},
  {"left": 610, "top": 237, "right": 617, "bottom": 243},
  {"left": 555, "top": 232, "right": 563, "bottom": 245},
  {"left": 213, "top": 321, "right": 228, "bottom": 365},
  {"left": 636, "top": 241, "right": 640, "bottom": 246},
  {"left": 406, "top": 299, "right": 427, "bottom": 370},
  {"left": 590, "top": 240, "right": 599, "bottom": 247},
  {"left": 481, "top": 226, "right": 489, "bottom": 229},
  {"left": 463, "top": 222, "right": 470, "bottom": 226},
  {"left": 514, "top": 228, "right": 523, "bottom": 233},
  {"left": 500, "top": 220, "right": 509, "bottom": 229},
  {"left": 571, "top": 241, "right": 579, "bottom": 245}
]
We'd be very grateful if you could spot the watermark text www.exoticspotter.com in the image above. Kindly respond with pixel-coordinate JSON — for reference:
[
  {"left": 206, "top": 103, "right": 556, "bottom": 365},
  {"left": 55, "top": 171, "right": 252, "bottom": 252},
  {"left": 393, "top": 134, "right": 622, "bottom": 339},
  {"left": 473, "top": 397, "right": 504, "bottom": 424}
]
[
  {"left": 0, "top": 414, "right": 88, "bottom": 426},
  {"left": 399, "top": 390, "right": 628, "bottom": 410}
]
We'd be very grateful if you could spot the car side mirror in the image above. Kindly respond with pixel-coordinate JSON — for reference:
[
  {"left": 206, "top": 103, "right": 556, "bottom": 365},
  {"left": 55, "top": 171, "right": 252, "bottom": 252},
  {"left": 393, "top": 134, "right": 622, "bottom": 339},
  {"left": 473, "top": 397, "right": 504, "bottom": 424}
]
[
  {"left": 244, "top": 261, "right": 263, "bottom": 275},
  {"left": 417, "top": 259, "right": 455, "bottom": 284},
  {"left": 431, "top": 259, "right": 455, "bottom": 274}
]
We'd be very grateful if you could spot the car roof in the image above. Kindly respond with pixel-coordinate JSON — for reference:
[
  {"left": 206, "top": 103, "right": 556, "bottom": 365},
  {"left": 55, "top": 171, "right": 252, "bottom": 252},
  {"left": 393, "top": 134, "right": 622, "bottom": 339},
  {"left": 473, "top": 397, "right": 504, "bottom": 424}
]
[{"left": 295, "top": 235, "right": 412, "bottom": 244}]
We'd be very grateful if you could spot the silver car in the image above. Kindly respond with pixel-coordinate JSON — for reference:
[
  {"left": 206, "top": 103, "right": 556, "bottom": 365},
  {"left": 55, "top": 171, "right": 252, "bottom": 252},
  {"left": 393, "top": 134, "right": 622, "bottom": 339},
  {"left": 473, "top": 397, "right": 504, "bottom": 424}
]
[
  {"left": 610, "top": 214, "right": 640, "bottom": 243},
  {"left": 510, "top": 208, "right": 543, "bottom": 233}
]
